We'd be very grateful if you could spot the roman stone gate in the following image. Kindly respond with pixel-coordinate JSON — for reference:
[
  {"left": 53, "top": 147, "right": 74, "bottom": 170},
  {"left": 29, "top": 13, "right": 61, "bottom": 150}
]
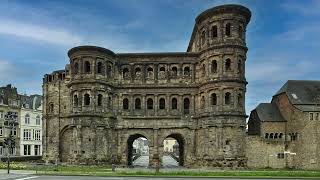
[{"left": 42, "top": 4, "right": 251, "bottom": 168}]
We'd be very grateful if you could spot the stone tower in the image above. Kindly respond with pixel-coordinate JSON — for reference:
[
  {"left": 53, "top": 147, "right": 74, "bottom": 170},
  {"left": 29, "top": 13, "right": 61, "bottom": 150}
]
[
  {"left": 187, "top": 4, "right": 251, "bottom": 166},
  {"left": 43, "top": 4, "right": 251, "bottom": 168}
]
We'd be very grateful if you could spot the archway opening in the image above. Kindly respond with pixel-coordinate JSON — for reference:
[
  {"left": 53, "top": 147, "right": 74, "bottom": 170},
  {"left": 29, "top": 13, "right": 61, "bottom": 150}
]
[
  {"left": 162, "top": 134, "right": 184, "bottom": 167},
  {"left": 127, "top": 134, "right": 149, "bottom": 167}
]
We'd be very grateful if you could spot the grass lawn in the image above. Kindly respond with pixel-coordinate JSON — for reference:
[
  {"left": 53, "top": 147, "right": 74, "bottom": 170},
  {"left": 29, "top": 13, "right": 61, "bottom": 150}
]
[{"left": 1, "top": 162, "right": 320, "bottom": 178}]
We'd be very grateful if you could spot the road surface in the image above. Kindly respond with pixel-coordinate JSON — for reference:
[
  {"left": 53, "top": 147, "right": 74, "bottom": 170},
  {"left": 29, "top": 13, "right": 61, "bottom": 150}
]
[{"left": 132, "top": 155, "right": 178, "bottom": 167}]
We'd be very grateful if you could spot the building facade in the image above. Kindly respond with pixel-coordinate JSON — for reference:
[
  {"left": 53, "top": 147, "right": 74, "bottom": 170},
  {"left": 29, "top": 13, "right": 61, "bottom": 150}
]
[
  {"left": 247, "top": 80, "right": 320, "bottom": 170},
  {"left": 0, "top": 84, "right": 42, "bottom": 158},
  {"left": 43, "top": 4, "right": 251, "bottom": 168}
]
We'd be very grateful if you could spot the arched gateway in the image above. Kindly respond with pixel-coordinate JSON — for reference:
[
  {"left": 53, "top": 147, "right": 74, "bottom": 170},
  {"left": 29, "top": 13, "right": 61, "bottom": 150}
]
[{"left": 42, "top": 4, "right": 251, "bottom": 168}]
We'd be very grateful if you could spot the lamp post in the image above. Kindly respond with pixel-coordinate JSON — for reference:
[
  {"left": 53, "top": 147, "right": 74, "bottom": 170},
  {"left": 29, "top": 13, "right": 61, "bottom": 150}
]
[{"left": 3, "top": 111, "right": 18, "bottom": 174}]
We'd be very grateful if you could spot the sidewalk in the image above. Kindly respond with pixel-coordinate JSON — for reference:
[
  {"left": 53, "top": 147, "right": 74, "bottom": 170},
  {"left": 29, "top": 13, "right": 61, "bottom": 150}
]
[{"left": 0, "top": 169, "right": 36, "bottom": 180}]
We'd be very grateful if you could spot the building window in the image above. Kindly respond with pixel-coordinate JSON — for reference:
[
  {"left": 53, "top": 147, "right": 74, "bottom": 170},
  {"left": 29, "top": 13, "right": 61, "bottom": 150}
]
[
  {"left": 183, "top": 67, "right": 190, "bottom": 76},
  {"left": 49, "top": 103, "right": 54, "bottom": 113},
  {"left": 159, "top": 98, "right": 165, "bottom": 110},
  {"left": 147, "top": 98, "right": 153, "bottom": 110},
  {"left": 201, "top": 64, "right": 206, "bottom": 77},
  {"left": 277, "top": 153, "right": 285, "bottom": 159},
  {"left": 34, "top": 130, "right": 41, "bottom": 141},
  {"left": 184, "top": 98, "right": 190, "bottom": 114},
  {"left": 11, "top": 127, "right": 16, "bottom": 136},
  {"left": 135, "top": 67, "right": 141, "bottom": 78},
  {"left": 84, "top": 61, "right": 91, "bottom": 73},
  {"left": 265, "top": 133, "right": 269, "bottom": 139},
  {"left": 97, "top": 94, "right": 103, "bottom": 106},
  {"left": 211, "top": 25, "right": 218, "bottom": 38},
  {"left": 84, "top": 94, "right": 90, "bottom": 106},
  {"left": 226, "top": 23, "right": 231, "bottom": 36},
  {"left": 279, "top": 133, "right": 283, "bottom": 139},
  {"left": 316, "top": 113, "right": 319, "bottom": 120},
  {"left": 97, "top": 62, "right": 104, "bottom": 75},
  {"left": 0, "top": 127, "right": 2, "bottom": 136},
  {"left": 25, "top": 114, "right": 30, "bottom": 124},
  {"left": 74, "top": 62, "right": 79, "bottom": 74},
  {"left": 200, "top": 96, "right": 205, "bottom": 109},
  {"left": 24, "top": 145, "right": 31, "bottom": 156},
  {"left": 172, "top": 98, "right": 177, "bottom": 110},
  {"left": 147, "top": 67, "right": 154, "bottom": 79},
  {"left": 36, "top": 115, "right": 41, "bottom": 125},
  {"left": 238, "top": 93, "right": 243, "bottom": 107},
  {"left": 274, "top": 133, "right": 278, "bottom": 139},
  {"left": 201, "top": 30, "right": 206, "bottom": 45},
  {"left": 123, "top": 98, "right": 129, "bottom": 110},
  {"left": 135, "top": 98, "right": 141, "bottom": 110},
  {"left": 270, "top": 133, "right": 274, "bottom": 139},
  {"left": 23, "top": 129, "right": 31, "bottom": 140},
  {"left": 225, "top": 59, "right": 231, "bottom": 71},
  {"left": 73, "top": 94, "right": 78, "bottom": 106},
  {"left": 310, "top": 113, "right": 314, "bottom": 120},
  {"left": 34, "top": 145, "right": 41, "bottom": 156},
  {"left": 0, "top": 111, "right": 3, "bottom": 119},
  {"left": 0, "top": 146, "right": 3, "bottom": 156},
  {"left": 211, "top": 60, "right": 217, "bottom": 73},
  {"left": 239, "top": 25, "right": 243, "bottom": 39},
  {"left": 123, "top": 68, "right": 129, "bottom": 79},
  {"left": 225, "top": 92, "right": 231, "bottom": 105},
  {"left": 211, "top": 93, "right": 217, "bottom": 105},
  {"left": 107, "top": 65, "right": 112, "bottom": 78},
  {"left": 238, "top": 60, "right": 242, "bottom": 73},
  {"left": 108, "top": 96, "right": 112, "bottom": 108},
  {"left": 171, "top": 67, "right": 178, "bottom": 78}
]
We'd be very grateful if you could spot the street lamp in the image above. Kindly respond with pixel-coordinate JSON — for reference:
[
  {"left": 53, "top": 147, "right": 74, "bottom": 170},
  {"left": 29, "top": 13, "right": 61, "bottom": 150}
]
[{"left": 3, "top": 111, "right": 18, "bottom": 174}]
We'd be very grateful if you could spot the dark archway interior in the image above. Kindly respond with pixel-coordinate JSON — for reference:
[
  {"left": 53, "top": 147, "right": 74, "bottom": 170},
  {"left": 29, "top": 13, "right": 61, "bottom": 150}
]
[
  {"left": 127, "top": 134, "right": 148, "bottom": 166},
  {"left": 165, "top": 133, "right": 184, "bottom": 166}
]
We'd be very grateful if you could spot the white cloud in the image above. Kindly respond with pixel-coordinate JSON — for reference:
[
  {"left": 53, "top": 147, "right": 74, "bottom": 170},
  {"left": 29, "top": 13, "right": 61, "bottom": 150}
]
[{"left": 0, "top": 19, "right": 83, "bottom": 46}]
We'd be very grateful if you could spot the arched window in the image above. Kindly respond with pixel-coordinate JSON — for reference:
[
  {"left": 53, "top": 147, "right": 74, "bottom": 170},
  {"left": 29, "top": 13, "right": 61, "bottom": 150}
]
[
  {"left": 239, "top": 25, "right": 243, "bottom": 39},
  {"left": 200, "top": 96, "right": 205, "bottom": 109},
  {"left": 97, "top": 94, "right": 103, "bottom": 106},
  {"left": 225, "top": 59, "right": 231, "bottom": 71},
  {"left": 36, "top": 115, "right": 41, "bottom": 125},
  {"left": 184, "top": 98, "right": 190, "bottom": 114},
  {"left": 274, "top": 133, "right": 278, "bottom": 139},
  {"left": 147, "top": 98, "right": 153, "bottom": 109},
  {"left": 25, "top": 114, "right": 30, "bottom": 124},
  {"left": 265, "top": 133, "right": 269, "bottom": 139},
  {"left": 225, "top": 92, "right": 231, "bottom": 105},
  {"left": 184, "top": 67, "right": 190, "bottom": 76},
  {"left": 226, "top": 23, "right": 231, "bottom": 36},
  {"left": 201, "top": 30, "right": 206, "bottom": 45},
  {"left": 74, "top": 62, "right": 79, "bottom": 74},
  {"left": 211, "top": 25, "right": 218, "bottom": 38},
  {"left": 123, "top": 98, "right": 129, "bottom": 110},
  {"left": 201, "top": 64, "right": 206, "bottom": 77},
  {"left": 108, "top": 96, "right": 112, "bottom": 108},
  {"left": 135, "top": 98, "right": 141, "bottom": 110},
  {"left": 84, "top": 61, "right": 91, "bottom": 73},
  {"left": 211, "top": 93, "right": 217, "bottom": 105},
  {"left": 107, "top": 65, "right": 112, "bottom": 78},
  {"left": 172, "top": 98, "right": 177, "bottom": 109},
  {"left": 84, "top": 94, "right": 90, "bottom": 106},
  {"left": 147, "top": 67, "right": 154, "bottom": 78},
  {"left": 238, "top": 60, "right": 242, "bottom": 73},
  {"left": 123, "top": 68, "right": 129, "bottom": 79},
  {"left": 211, "top": 60, "right": 217, "bottom": 73},
  {"left": 73, "top": 94, "right": 78, "bottom": 106},
  {"left": 160, "top": 67, "right": 165, "bottom": 72},
  {"left": 171, "top": 67, "right": 178, "bottom": 78},
  {"left": 135, "top": 67, "right": 141, "bottom": 78},
  {"left": 238, "top": 93, "right": 243, "bottom": 107},
  {"left": 279, "top": 133, "right": 283, "bottom": 139},
  {"left": 270, "top": 133, "right": 274, "bottom": 139},
  {"left": 159, "top": 98, "right": 165, "bottom": 109},
  {"left": 97, "top": 62, "right": 104, "bottom": 75},
  {"left": 49, "top": 103, "right": 54, "bottom": 113}
]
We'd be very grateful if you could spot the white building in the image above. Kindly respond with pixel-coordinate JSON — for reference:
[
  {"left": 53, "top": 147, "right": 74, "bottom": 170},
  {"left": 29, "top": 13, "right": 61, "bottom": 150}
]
[{"left": 19, "top": 95, "right": 42, "bottom": 156}]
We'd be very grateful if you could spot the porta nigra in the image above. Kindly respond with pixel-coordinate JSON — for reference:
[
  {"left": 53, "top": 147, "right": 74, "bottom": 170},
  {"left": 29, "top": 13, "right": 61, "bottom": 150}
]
[{"left": 43, "top": 4, "right": 251, "bottom": 168}]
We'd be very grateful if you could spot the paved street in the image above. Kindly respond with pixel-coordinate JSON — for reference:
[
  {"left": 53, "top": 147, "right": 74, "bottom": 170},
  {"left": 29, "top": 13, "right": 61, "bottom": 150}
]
[{"left": 132, "top": 155, "right": 179, "bottom": 167}]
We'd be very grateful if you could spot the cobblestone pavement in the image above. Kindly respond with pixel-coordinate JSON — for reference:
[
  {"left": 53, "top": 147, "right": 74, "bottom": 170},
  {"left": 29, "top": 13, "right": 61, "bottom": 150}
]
[{"left": 132, "top": 155, "right": 179, "bottom": 167}]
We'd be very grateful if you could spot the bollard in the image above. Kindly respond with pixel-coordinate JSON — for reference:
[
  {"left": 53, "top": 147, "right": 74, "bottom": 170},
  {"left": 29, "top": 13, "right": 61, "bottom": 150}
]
[{"left": 112, "top": 164, "right": 115, "bottom": 172}]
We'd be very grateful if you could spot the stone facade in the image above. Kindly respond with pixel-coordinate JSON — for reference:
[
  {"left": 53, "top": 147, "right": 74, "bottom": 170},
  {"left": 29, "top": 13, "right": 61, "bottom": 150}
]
[
  {"left": 247, "top": 80, "right": 320, "bottom": 170},
  {"left": 43, "top": 4, "right": 251, "bottom": 168}
]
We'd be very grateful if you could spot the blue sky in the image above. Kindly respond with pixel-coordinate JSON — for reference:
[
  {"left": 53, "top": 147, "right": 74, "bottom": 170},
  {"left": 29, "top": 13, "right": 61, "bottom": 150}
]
[{"left": 0, "top": 0, "right": 319, "bottom": 113}]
